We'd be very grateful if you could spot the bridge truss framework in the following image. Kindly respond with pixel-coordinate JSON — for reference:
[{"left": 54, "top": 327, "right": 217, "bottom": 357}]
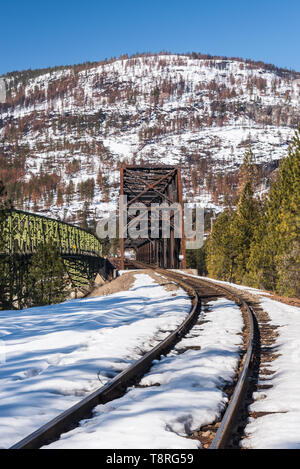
[
  {"left": 119, "top": 165, "right": 186, "bottom": 270},
  {"left": 0, "top": 209, "right": 113, "bottom": 308}
]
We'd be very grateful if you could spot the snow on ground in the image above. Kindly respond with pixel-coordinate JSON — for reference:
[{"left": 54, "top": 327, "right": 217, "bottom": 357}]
[
  {"left": 4, "top": 268, "right": 297, "bottom": 449},
  {"left": 0, "top": 273, "right": 190, "bottom": 448},
  {"left": 176, "top": 271, "right": 300, "bottom": 449},
  {"left": 45, "top": 297, "right": 243, "bottom": 449},
  {"left": 242, "top": 296, "right": 300, "bottom": 449}
]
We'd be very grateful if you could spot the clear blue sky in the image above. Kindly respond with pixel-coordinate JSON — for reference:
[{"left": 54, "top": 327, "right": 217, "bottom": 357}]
[{"left": 1, "top": 0, "right": 299, "bottom": 76}]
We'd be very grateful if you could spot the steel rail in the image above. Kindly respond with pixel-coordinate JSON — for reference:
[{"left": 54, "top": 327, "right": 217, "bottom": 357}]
[
  {"left": 10, "top": 277, "right": 200, "bottom": 449},
  {"left": 130, "top": 263, "right": 258, "bottom": 449},
  {"left": 197, "top": 278, "right": 257, "bottom": 449},
  {"left": 171, "top": 273, "right": 257, "bottom": 449}
]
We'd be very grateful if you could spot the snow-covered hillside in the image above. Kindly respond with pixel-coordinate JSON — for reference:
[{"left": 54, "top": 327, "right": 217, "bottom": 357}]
[{"left": 0, "top": 53, "right": 299, "bottom": 224}]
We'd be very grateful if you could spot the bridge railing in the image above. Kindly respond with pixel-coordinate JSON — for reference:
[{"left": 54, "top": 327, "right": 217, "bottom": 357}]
[{"left": 0, "top": 209, "right": 102, "bottom": 257}]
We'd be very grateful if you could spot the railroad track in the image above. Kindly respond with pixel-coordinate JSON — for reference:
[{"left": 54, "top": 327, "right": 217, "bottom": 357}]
[
  {"left": 10, "top": 265, "right": 260, "bottom": 449},
  {"left": 147, "top": 266, "right": 260, "bottom": 449},
  {"left": 131, "top": 263, "right": 260, "bottom": 448}
]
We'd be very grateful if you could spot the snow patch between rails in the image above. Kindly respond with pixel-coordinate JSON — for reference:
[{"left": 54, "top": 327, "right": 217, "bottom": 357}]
[{"left": 45, "top": 297, "right": 243, "bottom": 449}]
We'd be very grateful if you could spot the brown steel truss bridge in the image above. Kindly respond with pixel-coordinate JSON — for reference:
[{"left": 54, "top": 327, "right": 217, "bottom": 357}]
[{"left": 119, "top": 165, "right": 186, "bottom": 270}]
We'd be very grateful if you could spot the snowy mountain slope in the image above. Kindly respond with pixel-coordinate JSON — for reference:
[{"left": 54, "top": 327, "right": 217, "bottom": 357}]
[{"left": 0, "top": 53, "right": 299, "bottom": 225}]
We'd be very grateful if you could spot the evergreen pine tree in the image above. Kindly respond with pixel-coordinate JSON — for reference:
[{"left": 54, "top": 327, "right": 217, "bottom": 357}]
[
  {"left": 206, "top": 209, "right": 237, "bottom": 281},
  {"left": 24, "top": 241, "right": 69, "bottom": 307},
  {"left": 247, "top": 127, "right": 300, "bottom": 296},
  {"left": 186, "top": 243, "right": 208, "bottom": 275},
  {"left": 206, "top": 149, "right": 261, "bottom": 283},
  {"left": 231, "top": 181, "right": 262, "bottom": 283}
]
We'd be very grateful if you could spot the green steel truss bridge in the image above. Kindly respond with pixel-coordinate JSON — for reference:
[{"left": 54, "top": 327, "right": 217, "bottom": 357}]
[{"left": 0, "top": 208, "right": 114, "bottom": 304}]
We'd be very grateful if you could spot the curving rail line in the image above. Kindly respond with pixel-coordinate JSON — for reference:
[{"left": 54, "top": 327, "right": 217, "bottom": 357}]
[
  {"left": 10, "top": 265, "right": 259, "bottom": 449},
  {"left": 10, "top": 274, "right": 200, "bottom": 449},
  {"left": 153, "top": 268, "right": 259, "bottom": 449}
]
